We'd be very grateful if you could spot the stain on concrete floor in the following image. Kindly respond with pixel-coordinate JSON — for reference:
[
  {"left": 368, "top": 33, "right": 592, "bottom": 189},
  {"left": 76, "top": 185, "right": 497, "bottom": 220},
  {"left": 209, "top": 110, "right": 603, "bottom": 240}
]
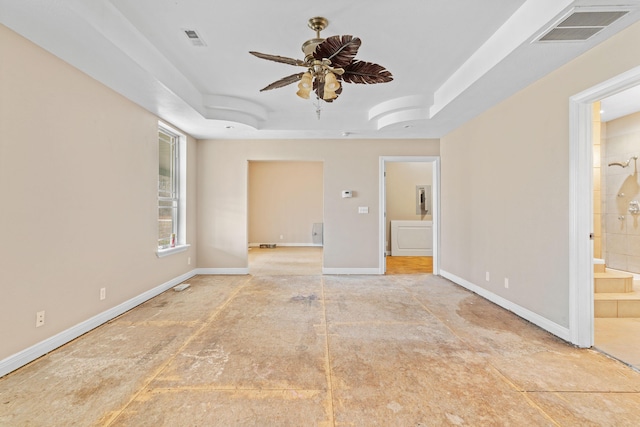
[{"left": 1, "top": 265, "right": 639, "bottom": 426}]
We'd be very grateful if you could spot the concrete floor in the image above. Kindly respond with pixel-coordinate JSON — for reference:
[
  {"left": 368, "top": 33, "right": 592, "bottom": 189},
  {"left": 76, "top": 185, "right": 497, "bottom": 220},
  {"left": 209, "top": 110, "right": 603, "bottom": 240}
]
[{"left": 1, "top": 248, "right": 640, "bottom": 425}]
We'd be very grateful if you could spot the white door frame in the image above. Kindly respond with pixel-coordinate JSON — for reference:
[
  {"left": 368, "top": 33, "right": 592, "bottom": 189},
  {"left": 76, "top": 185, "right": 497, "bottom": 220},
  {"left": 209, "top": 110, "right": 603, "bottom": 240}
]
[
  {"left": 569, "top": 65, "right": 640, "bottom": 347},
  {"left": 379, "top": 156, "right": 441, "bottom": 275}
]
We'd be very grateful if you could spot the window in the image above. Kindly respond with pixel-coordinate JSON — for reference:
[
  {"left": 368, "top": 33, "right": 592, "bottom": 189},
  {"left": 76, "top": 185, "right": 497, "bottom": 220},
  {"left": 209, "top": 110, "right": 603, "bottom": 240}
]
[{"left": 157, "top": 124, "right": 187, "bottom": 255}]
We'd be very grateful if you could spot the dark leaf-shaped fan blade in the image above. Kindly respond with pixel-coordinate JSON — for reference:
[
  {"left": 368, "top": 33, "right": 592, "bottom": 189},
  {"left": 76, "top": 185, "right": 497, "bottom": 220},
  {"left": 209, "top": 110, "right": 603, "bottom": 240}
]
[
  {"left": 313, "top": 79, "right": 343, "bottom": 103},
  {"left": 313, "top": 35, "right": 361, "bottom": 68},
  {"left": 341, "top": 60, "right": 393, "bottom": 84},
  {"left": 249, "top": 51, "right": 306, "bottom": 67},
  {"left": 259, "top": 72, "right": 305, "bottom": 92}
]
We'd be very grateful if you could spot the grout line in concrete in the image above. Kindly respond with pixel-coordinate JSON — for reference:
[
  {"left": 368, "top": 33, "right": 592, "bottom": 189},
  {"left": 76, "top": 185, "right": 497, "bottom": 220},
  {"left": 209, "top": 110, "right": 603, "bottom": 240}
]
[
  {"left": 143, "top": 387, "right": 325, "bottom": 395},
  {"left": 488, "top": 365, "right": 561, "bottom": 426},
  {"left": 102, "top": 276, "right": 253, "bottom": 426},
  {"left": 320, "top": 276, "right": 337, "bottom": 427}
]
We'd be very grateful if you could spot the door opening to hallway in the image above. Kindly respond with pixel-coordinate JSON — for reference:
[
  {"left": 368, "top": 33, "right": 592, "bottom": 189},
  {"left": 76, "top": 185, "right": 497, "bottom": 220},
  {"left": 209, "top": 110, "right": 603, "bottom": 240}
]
[{"left": 248, "top": 161, "right": 324, "bottom": 275}]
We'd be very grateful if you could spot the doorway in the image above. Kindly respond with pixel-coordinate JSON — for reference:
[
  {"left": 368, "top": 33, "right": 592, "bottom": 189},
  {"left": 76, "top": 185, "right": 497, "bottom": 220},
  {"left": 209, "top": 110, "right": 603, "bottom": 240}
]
[
  {"left": 592, "top": 93, "right": 640, "bottom": 370},
  {"left": 247, "top": 161, "right": 324, "bottom": 275},
  {"left": 379, "top": 156, "right": 440, "bottom": 275},
  {"left": 570, "top": 65, "right": 640, "bottom": 357}
]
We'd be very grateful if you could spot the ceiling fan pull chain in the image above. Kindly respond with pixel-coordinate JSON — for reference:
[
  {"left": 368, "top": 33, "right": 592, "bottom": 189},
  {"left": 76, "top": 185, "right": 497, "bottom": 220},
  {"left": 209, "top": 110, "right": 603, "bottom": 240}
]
[{"left": 315, "top": 96, "right": 322, "bottom": 120}]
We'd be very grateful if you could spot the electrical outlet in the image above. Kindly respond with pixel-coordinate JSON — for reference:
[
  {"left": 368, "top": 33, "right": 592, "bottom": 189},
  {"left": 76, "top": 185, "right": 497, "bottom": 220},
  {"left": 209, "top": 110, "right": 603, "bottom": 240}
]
[
  {"left": 100, "top": 288, "right": 106, "bottom": 300},
  {"left": 36, "top": 311, "right": 45, "bottom": 327},
  {"left": 504, "top": 278, "right": 509, "bottom": 289},
  {"left": 188, "top": 257, "right": 191, "bottom": 265},
  {"left": 485, "top": 272, "right": 490, "bottom": 282},
  {"left": 279, "top": 235, "right": 284, "bottom": 240}
]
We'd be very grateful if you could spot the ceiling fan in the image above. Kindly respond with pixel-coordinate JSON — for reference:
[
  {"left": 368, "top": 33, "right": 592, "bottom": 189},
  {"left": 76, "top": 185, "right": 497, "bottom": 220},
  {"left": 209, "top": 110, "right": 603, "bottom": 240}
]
[{"left": 249, "top": 17, "right": 393, "bottom": 110}]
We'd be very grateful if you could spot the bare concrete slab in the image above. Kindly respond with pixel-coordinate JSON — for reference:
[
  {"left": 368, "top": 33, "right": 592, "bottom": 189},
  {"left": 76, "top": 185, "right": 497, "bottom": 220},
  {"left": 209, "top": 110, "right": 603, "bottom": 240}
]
[{"left": 1, "top": 249, "right": 639, "bottom": 426}]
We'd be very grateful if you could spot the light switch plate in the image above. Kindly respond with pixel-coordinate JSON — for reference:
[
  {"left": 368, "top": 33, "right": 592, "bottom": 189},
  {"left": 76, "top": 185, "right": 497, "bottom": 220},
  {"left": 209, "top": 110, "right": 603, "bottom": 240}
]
[{"left": 358, "top": 206, "right": 369, "bottom": 214}]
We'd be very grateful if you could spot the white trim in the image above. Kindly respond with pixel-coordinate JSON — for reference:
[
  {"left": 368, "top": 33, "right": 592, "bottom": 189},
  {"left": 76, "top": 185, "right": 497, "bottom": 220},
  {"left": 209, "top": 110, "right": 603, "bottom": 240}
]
[
  {"left": 195, "top": 268, "right": 249, "bottom": 275},
  {"left": 440, "top": 269, "right": 571, "bottom": 341},
  {"left": 0, "top": 270, "right": 197, "bottom": 378},
  {"left": 156, "top": 244, "right": 190, "bottom": 258},
  {"left": 322, "top": 268, "right": 380, "bottom": 275},
  {"left": 569, "top": 65, "right": 640, "bottom": 348},
  {"left": 379, "top": 156, "right": 440, "bottom": 275},
  {"left": 433, "top": 157, "right": 441, "bottom": 275}
]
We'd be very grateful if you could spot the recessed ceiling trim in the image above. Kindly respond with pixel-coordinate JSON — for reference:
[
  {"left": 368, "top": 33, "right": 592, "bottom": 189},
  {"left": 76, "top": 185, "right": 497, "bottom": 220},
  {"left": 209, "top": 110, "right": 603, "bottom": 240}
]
[
  {"left": 368, "top": 95, "right": 430, "bottom": 121},
  {"left": 376, "top": 108, "right": 430, "bottom": 130},
  {"left": 202, "top": 95, "right": 268, "bottom": 121},
  {"left": 202, "top": 109, "right": 260, "bottom": 129}
]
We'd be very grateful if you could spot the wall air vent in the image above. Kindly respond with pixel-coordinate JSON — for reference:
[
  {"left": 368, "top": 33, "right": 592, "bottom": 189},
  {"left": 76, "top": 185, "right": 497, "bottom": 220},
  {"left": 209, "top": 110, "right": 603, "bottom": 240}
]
[
  {"left": 183, "top": 29, "right": 206, "bottom": 47},
  {"left": 535, "top": 9, "right": 629, "bottom": 42}
]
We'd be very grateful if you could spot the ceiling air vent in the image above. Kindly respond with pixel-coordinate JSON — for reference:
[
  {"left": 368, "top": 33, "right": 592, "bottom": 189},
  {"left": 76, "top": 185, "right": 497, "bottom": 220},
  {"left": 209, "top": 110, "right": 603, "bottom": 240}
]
[
  {"left": 536, "top": 9, "right": 629, "bottom": 42},
  {"left": 183, "top": 29, "right": 206, "bottom": 47}
]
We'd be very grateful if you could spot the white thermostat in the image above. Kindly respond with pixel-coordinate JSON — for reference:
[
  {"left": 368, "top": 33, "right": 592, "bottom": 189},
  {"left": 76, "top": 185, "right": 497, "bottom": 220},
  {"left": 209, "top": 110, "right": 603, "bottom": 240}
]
[{"left": 341, "top": 190, "right": 353, "bottom": 198}]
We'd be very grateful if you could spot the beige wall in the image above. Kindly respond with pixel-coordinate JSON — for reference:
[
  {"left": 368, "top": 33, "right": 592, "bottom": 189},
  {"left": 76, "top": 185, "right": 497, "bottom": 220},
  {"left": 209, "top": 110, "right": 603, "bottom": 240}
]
[
  {"left": 0, "top": 24, "right": 197, "bottom": 360},
  {"left": 385, "top": 162, "right": 433, "bottom": 252},
  {"left": 248, "top": 161, "right": 323, "bottom": 245},
  {"left": 440, "top": 20, "right": 640, "bottom": 328},
  {"left": 197, "top": 139, "right": 440, "bottom": 270},
  {"left": 602, "top": 111, "right": 640, "bottom": 272}
]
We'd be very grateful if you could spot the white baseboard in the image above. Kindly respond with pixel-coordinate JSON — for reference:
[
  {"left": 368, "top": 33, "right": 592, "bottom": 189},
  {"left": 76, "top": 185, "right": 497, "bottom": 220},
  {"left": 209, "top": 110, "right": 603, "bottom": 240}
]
[
  {"left": 322, "top": 268, "right": 381, "bottom": 275},
  {"left": 439, "top": 269, "right": 571, "bottom": 342},
  {"left": 195, "top": 268, "right": 249, "bottom": 275},
  {"left": 0, "top": 270, "right": 198, "bottom": 378}
]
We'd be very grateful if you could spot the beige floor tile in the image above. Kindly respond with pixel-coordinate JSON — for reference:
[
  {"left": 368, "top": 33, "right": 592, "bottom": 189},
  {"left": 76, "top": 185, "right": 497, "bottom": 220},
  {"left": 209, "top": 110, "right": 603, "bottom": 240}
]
[{"left": 595, "top": 317, "right": 640, "bottom": 369}]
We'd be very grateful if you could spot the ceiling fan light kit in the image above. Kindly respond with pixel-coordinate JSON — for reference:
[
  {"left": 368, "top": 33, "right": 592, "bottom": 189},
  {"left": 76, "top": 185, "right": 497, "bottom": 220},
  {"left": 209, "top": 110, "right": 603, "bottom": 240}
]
[{"left": 250, "top": 16, "right": 392, "bottom": 117}]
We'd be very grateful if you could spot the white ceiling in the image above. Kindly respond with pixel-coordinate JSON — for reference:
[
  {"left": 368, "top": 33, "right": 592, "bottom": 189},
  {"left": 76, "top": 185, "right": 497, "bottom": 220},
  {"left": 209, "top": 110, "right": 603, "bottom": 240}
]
[
  {"left": 3, "top": 0, "right": 640, "bottom": 139},
  {"left": 601, "top": 85, "right": 640, "bottom": 122}
]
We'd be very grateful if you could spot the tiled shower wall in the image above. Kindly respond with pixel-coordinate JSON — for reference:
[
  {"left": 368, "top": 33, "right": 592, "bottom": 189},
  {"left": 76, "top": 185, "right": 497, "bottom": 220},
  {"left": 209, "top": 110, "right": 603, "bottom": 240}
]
[{"left": 602, "top": 110, "right": 640, "bottom": 273}]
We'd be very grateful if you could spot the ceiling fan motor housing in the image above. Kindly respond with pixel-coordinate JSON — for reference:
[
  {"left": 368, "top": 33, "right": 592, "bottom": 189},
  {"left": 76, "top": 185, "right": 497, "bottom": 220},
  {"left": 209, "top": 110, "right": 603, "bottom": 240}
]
[
  {"left": 302, "top": 38, "right": 324, "bottom": 63},
  {"left": 302, "top": 17, "right": 329, "bottom": 63}
]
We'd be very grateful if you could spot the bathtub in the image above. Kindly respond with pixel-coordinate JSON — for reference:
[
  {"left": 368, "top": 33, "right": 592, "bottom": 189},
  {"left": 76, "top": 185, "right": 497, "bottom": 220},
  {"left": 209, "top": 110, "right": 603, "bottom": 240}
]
[{"left": 390, "top": 220, "right": 433, "bottom": 256}]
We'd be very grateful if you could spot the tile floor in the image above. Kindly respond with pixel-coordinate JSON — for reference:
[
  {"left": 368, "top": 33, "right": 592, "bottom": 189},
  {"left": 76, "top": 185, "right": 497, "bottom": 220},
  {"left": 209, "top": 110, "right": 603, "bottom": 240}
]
[
  {"left": 594, "top": 318, "right": 640, "bottom": 370},
  {"left": 1, "top": 247, "right": 639, "bottom": 426}
]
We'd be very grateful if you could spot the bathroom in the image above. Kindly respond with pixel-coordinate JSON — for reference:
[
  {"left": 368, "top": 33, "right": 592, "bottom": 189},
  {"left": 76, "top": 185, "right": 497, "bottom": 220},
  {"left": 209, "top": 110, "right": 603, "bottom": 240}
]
[{"left": 594, "top": 96, "right": 640, "bottom": 369}]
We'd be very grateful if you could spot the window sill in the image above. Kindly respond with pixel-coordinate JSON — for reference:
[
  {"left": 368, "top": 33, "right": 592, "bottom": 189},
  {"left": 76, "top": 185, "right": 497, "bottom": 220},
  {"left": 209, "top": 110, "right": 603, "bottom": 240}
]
[{"left": 156, "top": 244, "right": 190, "bottom": 258}]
